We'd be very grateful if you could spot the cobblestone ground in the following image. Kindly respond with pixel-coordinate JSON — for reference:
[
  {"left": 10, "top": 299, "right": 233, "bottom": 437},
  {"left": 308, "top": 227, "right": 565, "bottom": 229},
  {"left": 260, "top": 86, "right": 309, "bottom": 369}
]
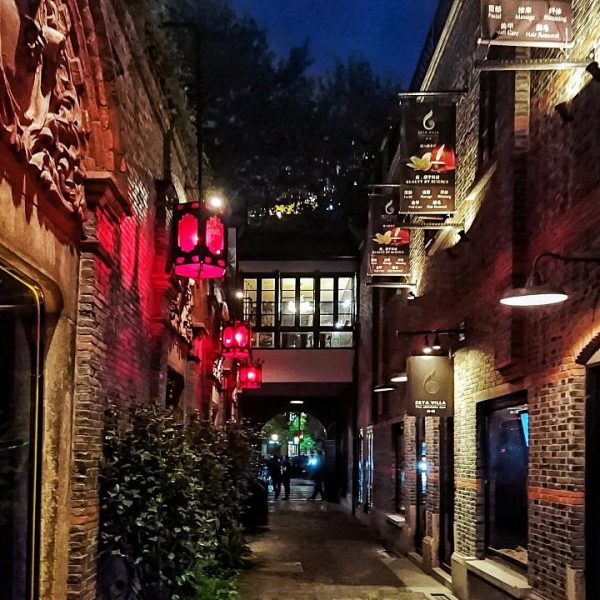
[{"left": 238, "top": 479, "right": 456, "bottom": 600}]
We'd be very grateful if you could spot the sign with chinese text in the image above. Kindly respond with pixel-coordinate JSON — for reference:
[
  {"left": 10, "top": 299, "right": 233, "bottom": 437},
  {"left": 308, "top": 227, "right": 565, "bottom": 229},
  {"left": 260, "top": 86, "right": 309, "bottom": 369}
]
[
  {"left": 407, "top": 356, "right": 454, "bottom": 417},
  {"left": 400, "top": 103, "right": 456, "bottom": 214},
  {"left": 367, "top": 196, "right": 410, "bottom": 276},
  {"left": 481, "top": 0, "right": 572, "bottom": 47}
]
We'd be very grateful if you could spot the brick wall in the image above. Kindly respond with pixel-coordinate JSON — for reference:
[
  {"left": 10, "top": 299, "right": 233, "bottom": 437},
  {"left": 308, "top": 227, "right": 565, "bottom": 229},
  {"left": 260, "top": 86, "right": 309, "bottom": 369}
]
[{"left": 357, "top": 0, "right": 600, "bottom": 597}]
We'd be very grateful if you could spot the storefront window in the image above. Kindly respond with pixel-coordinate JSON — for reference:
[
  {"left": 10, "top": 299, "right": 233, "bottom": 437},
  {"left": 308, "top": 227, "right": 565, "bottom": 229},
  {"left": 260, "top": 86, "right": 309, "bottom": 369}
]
[
  {"left": 0, "top": 263, "right": 43, "bottom": 599},
  {"left": 482, "top": 396, "right": 529, "bottom": 564}
]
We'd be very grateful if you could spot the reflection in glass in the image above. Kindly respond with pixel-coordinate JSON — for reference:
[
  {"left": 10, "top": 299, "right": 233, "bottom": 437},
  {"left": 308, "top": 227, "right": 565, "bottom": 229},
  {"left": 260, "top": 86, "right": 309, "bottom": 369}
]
[{"left": 0, "top": 264, "right": 43, "bottom": 599}]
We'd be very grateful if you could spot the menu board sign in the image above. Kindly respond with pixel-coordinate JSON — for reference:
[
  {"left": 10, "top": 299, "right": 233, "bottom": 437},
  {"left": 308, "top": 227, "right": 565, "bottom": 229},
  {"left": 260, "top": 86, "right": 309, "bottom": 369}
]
[
  {"left": 407, "top": 356, "right": 454, "bottom": 417},
  {"left": 400, "top": 102, "right": 456, "bottom": 214},
  {"left": 481, "top": 0, "right": 572, "bottom": 47},
  {"left": 367, "top": 196, "right": 410, "bottom": 277}
]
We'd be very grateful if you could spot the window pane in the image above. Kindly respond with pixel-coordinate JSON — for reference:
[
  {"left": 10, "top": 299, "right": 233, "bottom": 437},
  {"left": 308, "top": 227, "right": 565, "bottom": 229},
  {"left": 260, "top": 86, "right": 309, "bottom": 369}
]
[
  {"left": 280, "top": 278, "right": 297, "bottom": 326},
  {"left": 262, "top": 278, "right": 275, "bottom": 291},
  {"left": 243, "top": 279, "right": 258, "bottom": 324},
  {"left": 280, "top": 332, "right": 314, "bottom": 349},
  {"left": 254, "top": 332, "right": 275, "bottom": 348},
  {"left": 320, "top": 331, "right": 353, "bottom": 348},
  {"left": 261, "top": 285, "right": 275, "bottom": 326},
  {"left": 320, "top": 277, "right": 334, "bottom": 291}
]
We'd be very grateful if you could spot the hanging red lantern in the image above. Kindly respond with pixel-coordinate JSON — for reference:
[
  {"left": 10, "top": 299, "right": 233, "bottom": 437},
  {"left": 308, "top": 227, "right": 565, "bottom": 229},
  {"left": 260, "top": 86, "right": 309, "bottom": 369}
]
[
  {"left": 173, "top": 201, "right": 227, "bottom": 279},
  {"left": 239, "top": 361, "right": 263, "bottom": 389},
  {"left": 222, "top": 321, "right": 252, "bottom": 359}
]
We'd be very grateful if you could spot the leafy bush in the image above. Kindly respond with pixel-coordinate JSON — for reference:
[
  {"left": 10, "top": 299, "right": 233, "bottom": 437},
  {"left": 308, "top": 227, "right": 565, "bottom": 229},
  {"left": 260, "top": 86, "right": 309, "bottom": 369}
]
[{"left": 98, "top": 404, "right": 260, "bottom": 599}]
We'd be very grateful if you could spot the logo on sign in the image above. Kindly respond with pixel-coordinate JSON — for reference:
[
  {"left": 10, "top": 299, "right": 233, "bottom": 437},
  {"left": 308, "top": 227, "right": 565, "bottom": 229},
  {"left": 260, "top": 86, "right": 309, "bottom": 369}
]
[
  {"left": 423, "top": 110, "right": 435, "bottom": 131},
  {"left": 423, "top": 369, "right": 440, "bottom": 395}
]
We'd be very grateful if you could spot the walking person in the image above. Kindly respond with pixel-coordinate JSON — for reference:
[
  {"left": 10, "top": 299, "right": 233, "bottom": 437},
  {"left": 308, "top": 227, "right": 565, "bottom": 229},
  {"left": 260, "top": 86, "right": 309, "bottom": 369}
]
[
  {"left": 281, "top": 455, "right": 291, "bottom": 500},
  {"left": 267, "top": 455, "right": 282, "bottom": 500},
  {"left": 309, "top": 450, "right": 325, "bottom": 500}
]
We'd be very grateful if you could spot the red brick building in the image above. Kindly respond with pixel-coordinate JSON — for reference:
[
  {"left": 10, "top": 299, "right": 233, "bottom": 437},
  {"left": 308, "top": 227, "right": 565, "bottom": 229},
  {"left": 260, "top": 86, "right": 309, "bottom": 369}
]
[
  {"left": 355, "top": 1, "right": 600, "bottom": 599},
  {"left": 0, "top": 2, "right": 227, "bottom": 598}
]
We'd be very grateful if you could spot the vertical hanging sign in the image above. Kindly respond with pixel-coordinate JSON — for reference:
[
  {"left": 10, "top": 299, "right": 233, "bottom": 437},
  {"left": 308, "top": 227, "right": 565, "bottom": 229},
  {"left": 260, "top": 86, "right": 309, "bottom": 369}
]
[
  {"left": 400, "top": 102, "right": 456, "bottom": 214},
  {"left": 367, "top": 196, "right": 410, "bottom": 276},
  {"left": 407, "top": 356, "right": 454, "bottom": 417},
  {"left": 480, "top": 0, "right": 572, "bottom": 47}
]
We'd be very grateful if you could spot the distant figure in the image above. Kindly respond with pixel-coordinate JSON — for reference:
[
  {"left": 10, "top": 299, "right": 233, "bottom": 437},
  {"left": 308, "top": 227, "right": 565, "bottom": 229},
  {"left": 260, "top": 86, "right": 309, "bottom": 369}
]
[
  {"left": 267, "top": 455, "right": 282, "bottom": 500},
  {"left": 309, "top": 450, "right": 325, "bottom": 500},
  {"left": 281, "top": 455, "right": 291, "bottom": 500}
]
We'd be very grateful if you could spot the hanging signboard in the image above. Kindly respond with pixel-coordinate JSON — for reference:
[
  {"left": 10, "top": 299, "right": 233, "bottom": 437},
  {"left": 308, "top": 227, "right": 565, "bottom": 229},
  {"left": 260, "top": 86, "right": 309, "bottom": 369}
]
[
  {"left": 367, "top": 196, "right": 410, "bottom": 276},
  {"left": 480, "top": 0, "right": 572, "bottom": 47},
  {"left": 400, "top": 102, "right": 456, "bottom": 214},
  {"left": 407, "top": 356, "right": 454, "bottom": 417}
]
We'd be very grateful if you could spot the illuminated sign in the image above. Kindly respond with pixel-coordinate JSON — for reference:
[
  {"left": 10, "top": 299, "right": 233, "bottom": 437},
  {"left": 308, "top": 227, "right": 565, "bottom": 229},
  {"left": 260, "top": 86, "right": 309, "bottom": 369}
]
[
  {"left": 407, "top": 356, "right": 454, "bottom": 417},
  {"left": 400, "top": 103, "right": 456, "bottom": 214},
  {"left": 367, "top": 196, "right": 410, "bottom": 276},
  {"left": 480, "top": 0, "right": 572, "bottom": 47}
]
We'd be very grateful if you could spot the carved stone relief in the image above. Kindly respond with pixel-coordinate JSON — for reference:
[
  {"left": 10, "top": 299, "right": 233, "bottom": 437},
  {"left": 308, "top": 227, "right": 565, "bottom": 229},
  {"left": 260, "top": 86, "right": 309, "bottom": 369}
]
[{"left": 0, "top": 0, "right": 88, "bottom": 218}]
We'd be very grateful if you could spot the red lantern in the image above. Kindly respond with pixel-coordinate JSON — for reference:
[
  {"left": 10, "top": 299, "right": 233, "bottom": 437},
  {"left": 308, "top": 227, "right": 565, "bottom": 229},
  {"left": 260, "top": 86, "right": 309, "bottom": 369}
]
[
  {"left": 222, "top": 321, "right": 252, "bottom": 359},
  {"left": 173, "top": 201, "right": 227, "bottom": 279},
  {"left": 240, "top": 362, "right": 263, "bottom": 389}
]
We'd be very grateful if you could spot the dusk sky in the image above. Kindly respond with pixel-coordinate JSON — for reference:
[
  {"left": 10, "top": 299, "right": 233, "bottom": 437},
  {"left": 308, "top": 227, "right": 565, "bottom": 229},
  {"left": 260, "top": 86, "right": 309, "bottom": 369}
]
[{"left": 228, "top": 0, "right": 440, "bottom": 85}]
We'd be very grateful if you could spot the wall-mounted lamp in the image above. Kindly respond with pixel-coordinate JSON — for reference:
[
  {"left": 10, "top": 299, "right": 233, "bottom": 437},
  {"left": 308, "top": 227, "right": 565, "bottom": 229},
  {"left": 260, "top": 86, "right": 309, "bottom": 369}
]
[
  {"left": 407, "top": 290, "right": 417, "bottom": 301},
  {"left": 432, "top": 332, "right": 442, "bottom": 351},
  {"left": 374, "top": 384, "right": 397, "bottom": 393},
  {"left": 555, "top": 101, "right": 574, "bottom": 123},
  {"left": 500, "top": 252, "right": 600, "bottom": 307},
  {"left": 586, "top": 61, "right": 600, "bottom": 82},
  {"left": 390, "top": 372, "right": 408, "bottom": 383},
  {"left": 422, "top": 336, "right": 433, "bottom": 354}
]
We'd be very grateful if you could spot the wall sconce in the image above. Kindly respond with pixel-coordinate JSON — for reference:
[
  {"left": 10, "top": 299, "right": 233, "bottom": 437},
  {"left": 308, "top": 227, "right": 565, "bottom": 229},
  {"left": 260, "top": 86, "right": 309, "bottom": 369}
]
[
  {"left": 374, "top": 384, "right": 396, "bottom": 393},
  {"left": 390, "top": 372, "right": 408, "bottom": 383},
  {"left": 407, "top": 290, "right": 417, "bottom": 301},
  {"left": 586, "top": 61, "right": 600, "bottom": 82},
  {"left": 555, "top": 101, "right": 574, "bottom": 123},
  {"left": 500, "top": 252, "right": 600, "bottom": 307},
  {"left": 397, "top": 323, "right": 467, "bottom": 350}
]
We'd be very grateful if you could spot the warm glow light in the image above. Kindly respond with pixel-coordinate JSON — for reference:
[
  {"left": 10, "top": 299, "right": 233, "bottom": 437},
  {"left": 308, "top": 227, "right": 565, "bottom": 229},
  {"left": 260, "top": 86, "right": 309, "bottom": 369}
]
[
  {"left": 423, "top": 346, "right": 432, "bottom": 355},
  {"left": 235, "top": 290, "right": 244, "bottom": 299},
  {"left": 208, "top": 194, "right": 225, "bottom": 210},
  {"left": 374, "top": 384, "right": 396, "bottom": 393},
  {"left": 390, "top": 373, "right": 408, "bottom": 383},
  {"left": 293, "top": 436, "right": 300, "bottom": 444},
  {"left": 271, "top": 434, "right": 279, "bottom": 442},
  {"left": 500, "top": 287, "right": 569, "bottom": 307},
  {"left": 287, "top": 300, "right": 296, "bottom": 312},
  {"left": 290, "top": 400, "right": 304, "bottom": 405}
]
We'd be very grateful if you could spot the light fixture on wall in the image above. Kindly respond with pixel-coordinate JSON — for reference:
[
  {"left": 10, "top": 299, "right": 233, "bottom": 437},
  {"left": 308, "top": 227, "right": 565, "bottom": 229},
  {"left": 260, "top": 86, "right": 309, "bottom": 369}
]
[
  {"left": 374, "top": 384, "right": 396, "bottom": 393},
  {"left": 422, "top": 336, "right": 433, "bottom": 354},
  {"left": 586, "top": 61, "right": 600, "bottom": 82},
  {"left": 407, "top": 290, "right": 417, "bottom": 301},
  {"left": 390, "top": 372, "right": 408, "bottom": 383},
  {"left": 555, "top": 101, "right": 574, "bottom": 123},
  {"left": 500, "top": 252, "right": 600, "bottom": 307},
  {"left": 432, "top": 332, "right": 442, "bottom": 351}
]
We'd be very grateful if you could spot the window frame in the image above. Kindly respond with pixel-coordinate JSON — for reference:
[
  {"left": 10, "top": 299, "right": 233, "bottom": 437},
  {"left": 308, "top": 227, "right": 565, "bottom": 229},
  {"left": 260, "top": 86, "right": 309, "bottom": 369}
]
[{"left": 241, "top": 272, "right": 356, "bottom": 349}]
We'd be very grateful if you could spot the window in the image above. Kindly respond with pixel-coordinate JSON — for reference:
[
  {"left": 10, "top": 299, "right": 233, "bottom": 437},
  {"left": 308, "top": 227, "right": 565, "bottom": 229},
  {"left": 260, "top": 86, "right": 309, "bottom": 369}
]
[
  {"left": 242, "top": 273, "right": 355, "bottom": 348},
  {"left": 481, "top": 395, "right": 528, "bottom": 565},
  {"left": 478, "top": 70, "right": 497, "bottom": 168},
  {"left": 0, "top": 263, "right": 43, "bottom": 599},
  {"left": 393, "top": 423, "right": 406, "bottom": 514}
]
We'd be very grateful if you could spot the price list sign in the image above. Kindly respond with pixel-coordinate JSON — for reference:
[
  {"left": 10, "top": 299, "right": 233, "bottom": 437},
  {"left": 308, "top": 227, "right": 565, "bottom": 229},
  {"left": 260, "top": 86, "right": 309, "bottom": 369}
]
[
  {"left": 399, "top": 102, "right": 456, "bottom": 214},
  {"left": 481, "top": 0, "right": 572, "bottom": 47}
]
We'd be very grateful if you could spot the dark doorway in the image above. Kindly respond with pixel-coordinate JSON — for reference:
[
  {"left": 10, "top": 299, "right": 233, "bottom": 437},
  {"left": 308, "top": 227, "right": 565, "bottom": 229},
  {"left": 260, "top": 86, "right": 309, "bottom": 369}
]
[
  {"left": 415, "top": 417, "right": 427, "bottom": 553},
  {"left": 0, "top": 263, "right": 43, "bottom": 600},
  {"left": 586, "top": 365, "right": 600, "bottom": 600},
  {"left": 481, "top": 394, "right": 528, "bottom": 565},
  {"left": 165, "top": 368, "right": 185, "bottom": 410},
  {"left": 439, "top": 417, "right": 454, "bottom": 571}
]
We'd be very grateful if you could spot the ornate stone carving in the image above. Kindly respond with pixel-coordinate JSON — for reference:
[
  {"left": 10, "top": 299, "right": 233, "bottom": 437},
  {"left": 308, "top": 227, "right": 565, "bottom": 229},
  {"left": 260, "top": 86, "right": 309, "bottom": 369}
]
[{"left": 0, "top": 0, "right": 88, "bottom": 218}]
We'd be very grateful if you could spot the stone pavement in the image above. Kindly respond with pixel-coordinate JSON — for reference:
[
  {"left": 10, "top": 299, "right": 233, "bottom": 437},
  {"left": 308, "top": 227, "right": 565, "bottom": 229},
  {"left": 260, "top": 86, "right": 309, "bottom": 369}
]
[{"left": 238, "top": 481, "right": 457, "bottom": 600}]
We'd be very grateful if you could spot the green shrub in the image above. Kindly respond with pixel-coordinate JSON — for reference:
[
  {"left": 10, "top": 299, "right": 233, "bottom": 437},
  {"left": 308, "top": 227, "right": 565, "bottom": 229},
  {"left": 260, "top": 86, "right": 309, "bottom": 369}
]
[{"left": 99, "top": 403, "right": 259, "bottom": 599}]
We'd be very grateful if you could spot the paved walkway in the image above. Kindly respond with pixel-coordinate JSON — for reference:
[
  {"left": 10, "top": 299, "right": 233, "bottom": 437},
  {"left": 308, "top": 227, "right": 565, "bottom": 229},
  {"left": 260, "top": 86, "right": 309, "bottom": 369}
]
[{"left": 238, "top": 480, "right": 456, "bottom": 600}]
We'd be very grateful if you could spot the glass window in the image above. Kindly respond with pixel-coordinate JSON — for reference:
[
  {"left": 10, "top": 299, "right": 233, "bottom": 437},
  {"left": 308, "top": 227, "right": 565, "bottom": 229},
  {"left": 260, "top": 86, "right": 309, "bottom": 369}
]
[
  {"left": 337, "top": 276, "right": 354, "bottom": 327},
  {"left": 0, "top": 264, "right": 43, "bottom": 599},
  {"left": 280, "top": 332, "right": 314, "bottom": 349},
  {"left": 320, "top": 278, "right": 335, "bottom": 326},
  {"left": 299, "top": 278, "right": 314, "bottom": 327},
  {"left": 243, "top": 279, "right": 257, "bottom": 325},
  {"left": 280, "top": 278, "right": 296, "bottom": 327},
  {"left": 254, "top": 332, "right": 275, "bottom": 348},
  {"left": 483, "top": 397, "right": 528, "bottom": 564},
  {"left": 260, "top": 278, "right": 276, "bottom": 327}
]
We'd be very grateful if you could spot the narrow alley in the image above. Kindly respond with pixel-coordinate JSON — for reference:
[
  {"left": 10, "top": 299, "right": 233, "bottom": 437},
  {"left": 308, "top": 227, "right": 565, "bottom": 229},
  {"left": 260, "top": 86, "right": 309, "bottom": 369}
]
[{"left": 239, "top": 481, "right": 456, "bottom": 600}]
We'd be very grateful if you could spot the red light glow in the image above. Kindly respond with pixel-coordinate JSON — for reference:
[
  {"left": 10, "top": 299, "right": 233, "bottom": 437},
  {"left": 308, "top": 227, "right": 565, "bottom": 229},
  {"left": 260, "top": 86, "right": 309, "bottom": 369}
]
[{"left": 178, "top": 213, "right": 200, "bottom": 252}]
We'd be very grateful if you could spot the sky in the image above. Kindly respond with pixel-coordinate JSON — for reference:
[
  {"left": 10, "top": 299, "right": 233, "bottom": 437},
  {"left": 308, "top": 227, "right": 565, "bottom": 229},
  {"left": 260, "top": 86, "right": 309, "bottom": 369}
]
[{"left": 228, "top": 0, "right": 439, "bottom": 86}]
